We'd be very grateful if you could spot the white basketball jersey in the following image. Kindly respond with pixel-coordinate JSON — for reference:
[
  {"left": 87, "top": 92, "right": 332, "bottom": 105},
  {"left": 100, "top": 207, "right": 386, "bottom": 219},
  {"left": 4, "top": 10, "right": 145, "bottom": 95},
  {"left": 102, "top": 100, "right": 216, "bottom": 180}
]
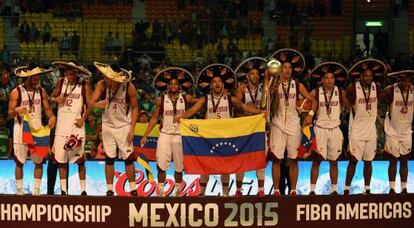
[
  {"left": 13, "top": 85, "right": 42, "bottom": 143},
  {"left": 388, "top": 83, "right": 413, "bottom": 135},
  {"left": 206, "top": 94, "right": 231, "bottom": 119},
  {"left": 316, "top": 86, "right": 341, "bottom": 129},
  {"left": 350, "top": 81, "right": 378, "bottom": 140},
  {"left": 55, "top": 78, "right": 85, "bottom": 136},
  {"left": 272, "top": 80, "right": 300, "bottom": 135},
  {"left": 244, "top": 84, "right": 262, "bottom": 109},
  {"left": 102, "top": 83, "right": 131, "bottom": 128},
  {"left": 161, "top": 94, "right": 186, "bottom": 134}
]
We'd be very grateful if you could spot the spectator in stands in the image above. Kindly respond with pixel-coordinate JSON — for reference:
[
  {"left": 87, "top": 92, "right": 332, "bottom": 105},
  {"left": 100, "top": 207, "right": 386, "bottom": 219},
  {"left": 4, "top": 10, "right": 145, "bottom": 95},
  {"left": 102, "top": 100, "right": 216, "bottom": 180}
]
[
  {"left": 3, "top": 0, "right": 12, "bottom": 16},
  {"left": 112, "top": 32, "right": 123, "bottom": 57},
  {"left": 30, "top": 22, "right": 40, "bottom": 43},
  {"left": 71, "top": 31, "right": 80, "bottom": 59},
  {"left": 19, "top": 20, "right": 31, "bottom": 44},
  {"left": 1, "top": 45, "right": 10, "bottom": 64},
  {"left": 363, "top": 27, "right": 370, "bottom": 56},
  {"left": 139, "top": 92, "right": 155, "bottom": 114},
  {"left": 42, "top": 21, "right": 51, "bottom": 44},
  {"left": 265, "top": 38, "right": 275, "bottom": 56},
  {"left": 393, "top": 0, "right": 401, "bottom": 17},
  {"left": 103, "top": 31, "right": 114, "bottom": 57},
  {"left": 133, "top": 68, "right": 148, "bottom": 92},
  {"left": 138, "top": 111, "right": 149, "bottom": 123},
  {"left": 59, "top": 31, "right": 70, "bottom": 57},
  {"left": 0, "top": 114, "right": 11, "bottom": 158},
  {"left": 227, "top": 38, "right": 239, "bottom": 60},
  {"left": 170, "top": 19, "right": 179, "bottom": 40},
  {"left": 0, "top": 68, "right": 13, "bottom": 116},
  {"left": 152, "top": 19, "right": 161, "bottom": 43},
  {"left": 41, "top": 67, "right": 59, "bottom": 94},
  {"left": 136, "top": 53, "right": 153, "bottom": 71},
  {"left": 165, "top": 20, "right": 172, "bottom": 43},
  {"left": 11, "top": 3, "right": 21, "bottom": 28}
]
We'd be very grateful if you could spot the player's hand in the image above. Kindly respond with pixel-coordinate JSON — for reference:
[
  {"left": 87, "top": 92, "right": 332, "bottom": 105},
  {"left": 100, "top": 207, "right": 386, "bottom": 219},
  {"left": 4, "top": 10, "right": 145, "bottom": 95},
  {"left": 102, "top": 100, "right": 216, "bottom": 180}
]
[
  {"left": 303, "top": 114, "right": 313, "bottom": 126},
  {"left": 15, "top": 106, "right": 27, "bottom": 116},
  {"left": 75, "top": 118, "right": 85, "bottom": 128},
  {"left": 174, "top": 115, "right": 182, "bottom": 123},
  {"left": 127, "top": 129, "right": 134, "bottom": 144},
  {"left": 55, "top": 96, "right": 66, "bottom": 105},
  {"left": 140, "top": 135, "right": 147, "bottom": 147},
  {"left": 95, "top": 100, "right": 108, "bottom": 109},
  {"left": 47, "top": 115, "right": 56, "bottom": 129}
]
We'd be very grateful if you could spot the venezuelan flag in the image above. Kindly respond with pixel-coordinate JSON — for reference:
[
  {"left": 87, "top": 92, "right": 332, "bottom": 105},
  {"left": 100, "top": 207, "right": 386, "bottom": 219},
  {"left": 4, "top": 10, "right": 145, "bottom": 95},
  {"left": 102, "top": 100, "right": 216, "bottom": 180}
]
[
  {"left": 22, "top": 114, "right": 50, "bottom": 158},
  {"left": 137, "top": 154, "right": 154, "bottom": 183},
  {"left": 133, "top": 123, "right": 159, "bottom": 161},
  {"left": 180, "top": 114, "right": 266, "bottom": 175},
  {"left": 298, "top": 125, "right": 317, "bottom": 159}
]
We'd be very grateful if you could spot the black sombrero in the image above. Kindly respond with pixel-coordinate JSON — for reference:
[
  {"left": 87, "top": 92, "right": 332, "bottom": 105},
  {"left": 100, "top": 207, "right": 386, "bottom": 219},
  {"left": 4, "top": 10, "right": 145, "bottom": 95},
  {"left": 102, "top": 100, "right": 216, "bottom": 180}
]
[
  {"left": 270, "top": 48, "right": 306, "bottom": 77},
  {"left": 197, "top": 63, "right": 236, "bottom": 94},
  {"left": 153, "top": 67, "right": 194, "bottom": 92},
  {"left": 348, "top": 59, "right": 386, "bottom": 79},
  {"left": 387, "top": 70, "right": 414, "bottom": 78},
  {"left": 310, "top": 62, "right": 348, "bottom": 84},
  {"left": 234, "top": 57, "right": 267, "bottom": 83}
]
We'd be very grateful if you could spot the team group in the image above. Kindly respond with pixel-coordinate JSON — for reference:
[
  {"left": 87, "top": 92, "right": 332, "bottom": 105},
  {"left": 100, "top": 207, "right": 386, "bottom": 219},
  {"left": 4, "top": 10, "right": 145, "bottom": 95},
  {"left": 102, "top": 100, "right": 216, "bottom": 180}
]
[{"left": 8, "top": 48, "right": 413, "bottom": 196}]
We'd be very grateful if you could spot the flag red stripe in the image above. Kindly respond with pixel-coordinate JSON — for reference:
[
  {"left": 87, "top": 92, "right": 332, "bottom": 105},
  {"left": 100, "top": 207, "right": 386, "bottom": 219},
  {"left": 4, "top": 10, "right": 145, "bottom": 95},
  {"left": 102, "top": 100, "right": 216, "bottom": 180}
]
[
  {"left": 134, "top": 147, "right": 157, "bottom": 161},
  {"left": 184, "top": 151, "right": 266, "bottom": 175}
]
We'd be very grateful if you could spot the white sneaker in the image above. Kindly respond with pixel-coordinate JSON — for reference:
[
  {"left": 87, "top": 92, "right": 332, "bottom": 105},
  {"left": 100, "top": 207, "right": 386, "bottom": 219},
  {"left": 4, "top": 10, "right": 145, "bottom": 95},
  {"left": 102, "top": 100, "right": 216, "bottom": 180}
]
[
  {"left": 33, "top": 188, "right": 40, "bottom": 196},
  {"left": 17, "top": 189, "right": 24, "bottom": 195}
]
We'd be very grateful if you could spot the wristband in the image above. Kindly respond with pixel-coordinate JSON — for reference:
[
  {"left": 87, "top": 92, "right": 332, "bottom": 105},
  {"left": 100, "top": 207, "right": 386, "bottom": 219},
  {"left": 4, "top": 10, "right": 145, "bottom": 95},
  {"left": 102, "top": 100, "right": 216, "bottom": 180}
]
[{"left": 308, "top": 110, "right": 315, "bottom": 116}]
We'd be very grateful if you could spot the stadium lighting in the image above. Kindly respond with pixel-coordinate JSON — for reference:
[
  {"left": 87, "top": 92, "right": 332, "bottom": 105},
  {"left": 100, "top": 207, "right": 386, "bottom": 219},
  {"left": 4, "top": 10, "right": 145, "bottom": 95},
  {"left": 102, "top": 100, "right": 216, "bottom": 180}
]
[{"left": 365, "top": 21, "right": 383, "bottom": 27}]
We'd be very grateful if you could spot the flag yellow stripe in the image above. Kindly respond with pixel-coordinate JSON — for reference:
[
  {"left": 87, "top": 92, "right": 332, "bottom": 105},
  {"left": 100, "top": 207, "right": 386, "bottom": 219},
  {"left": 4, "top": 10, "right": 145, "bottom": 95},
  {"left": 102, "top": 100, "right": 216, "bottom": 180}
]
[
  {"left": 23, "top": 114, "right": 50, "bottom": 137},
  {"left": 134, "top": 123, "right": 160, "bottom": 137},
  {"left": 180, "top": 114, "right": 265, "bottom": 138}
]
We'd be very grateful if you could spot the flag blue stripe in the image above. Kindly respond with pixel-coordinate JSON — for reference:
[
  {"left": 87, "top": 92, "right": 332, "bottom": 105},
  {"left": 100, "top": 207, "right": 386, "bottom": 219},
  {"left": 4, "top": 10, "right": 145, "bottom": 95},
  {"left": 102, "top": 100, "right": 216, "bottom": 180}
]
[
  {"left": 183, "top": 132, "right": 265, "bottom": 157},
  {"left": 133, "top": 136, "right": 158, "bottom": 149},
  {"left": 33, "top": 136, "right": 49, "bottom": 147}
]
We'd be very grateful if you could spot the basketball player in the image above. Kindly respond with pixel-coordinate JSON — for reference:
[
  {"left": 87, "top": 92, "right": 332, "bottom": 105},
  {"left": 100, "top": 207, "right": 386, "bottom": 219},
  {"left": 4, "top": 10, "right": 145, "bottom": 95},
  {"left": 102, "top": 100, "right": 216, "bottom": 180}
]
[
  {"left": 140, "top": 67, "right": 196, "bottom": 197},
  {"left": 344, "top": 59, "right": 386, "bottom": 195},
  {"left": 308, "top": 62, "right": 350, "bottom": 195},
  {"left": 88, "top": 62, "right": 139, "bottom": 196},
  {"left": 269, "top": 48, "right": 317, "bottom": 196},
  {"left": 234, "top": 57, "right": 267, "bottom": 196},
  {"left": 8, "top": 64, "right": 56, "bottom": 195},
  {"left": 50, "top": 62, "right": 92, "bottom": 195},
  {"left": 177, "top": 63, "right": 265, "bottom": 196},
  {"left": 382, "top": 70, "right": 413, "bottom": 194}
]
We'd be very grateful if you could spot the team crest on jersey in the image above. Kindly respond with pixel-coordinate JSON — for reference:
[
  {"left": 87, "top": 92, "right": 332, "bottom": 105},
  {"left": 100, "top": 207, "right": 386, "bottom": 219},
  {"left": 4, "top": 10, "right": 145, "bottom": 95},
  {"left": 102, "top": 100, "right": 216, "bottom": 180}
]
[
  {"left": 189, "top": 124, "right": 198, "bottom": 133},
  {"left": 64, "top": 134, "right": 84, "bottom": 152}
]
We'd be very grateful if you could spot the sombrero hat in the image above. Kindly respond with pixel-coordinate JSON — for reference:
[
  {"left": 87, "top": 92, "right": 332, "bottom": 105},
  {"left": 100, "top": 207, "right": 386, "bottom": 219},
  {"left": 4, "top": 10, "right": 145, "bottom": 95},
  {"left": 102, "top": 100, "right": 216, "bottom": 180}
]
[
  {"left": 52, "top": 61, "right": 92, "bottom": 77},
  {"left": 310, "top": 62, "right": 348, "bottom": 84},
  {"left": 270, "top": 48, "right": 306, "bottom": 77},
  {"left": 348, "top": 59, "right": 386, "bottom": 79},
  {"left": 235, "top": 57, "right": 267, "bottom": 83},
  {"left": 153, "top": 67, "right": 194, "bottom": 92},
  {"left": 387, "top": 70, "right": 414, "bottom": 78},
  {"left": 94, "top": 62, "right": 131, "bottom": 83},
  {"left": 197, "top": 63, "right": 236, "bottom": 94},
  {"left": 14, "top": 65, "right": 53, "bottom": 78}
]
